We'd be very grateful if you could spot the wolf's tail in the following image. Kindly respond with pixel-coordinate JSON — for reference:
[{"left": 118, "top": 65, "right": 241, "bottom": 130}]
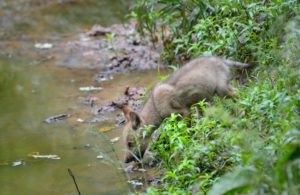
[{"left": 223, "top": 59, "right": 252, "bottom": 68}]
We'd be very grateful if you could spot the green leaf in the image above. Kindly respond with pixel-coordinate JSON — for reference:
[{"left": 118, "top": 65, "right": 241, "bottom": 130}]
[{"left": 208, "top": 167, "right": 256, "bottom": 195}]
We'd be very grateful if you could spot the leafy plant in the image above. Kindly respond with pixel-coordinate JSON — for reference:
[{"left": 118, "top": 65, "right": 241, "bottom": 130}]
[{"left": 132, "top": 0, "right": 299, "bottom": 63}]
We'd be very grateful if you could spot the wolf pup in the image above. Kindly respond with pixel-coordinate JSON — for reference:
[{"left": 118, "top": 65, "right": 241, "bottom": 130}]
[{"left": 119, "top": 56, "right": 250, "bottom": 163}]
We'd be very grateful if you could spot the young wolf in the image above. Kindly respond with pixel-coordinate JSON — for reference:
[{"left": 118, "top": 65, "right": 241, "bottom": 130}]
[{"left": 119, "top": 56, "right": 250, "bottom": 163}]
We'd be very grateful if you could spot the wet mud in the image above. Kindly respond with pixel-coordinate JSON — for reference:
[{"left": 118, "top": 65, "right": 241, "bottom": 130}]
[
  {"left": 50, "top": 20, "right": 167, "bottom": 129},
  {"left": 54, "top": 20, "right": 162, "bottom": 72}
]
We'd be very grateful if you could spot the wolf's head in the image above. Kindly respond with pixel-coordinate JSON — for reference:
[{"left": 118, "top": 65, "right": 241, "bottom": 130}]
[{"left": 116, "top": 104, "right": 151, "bottom": 163}]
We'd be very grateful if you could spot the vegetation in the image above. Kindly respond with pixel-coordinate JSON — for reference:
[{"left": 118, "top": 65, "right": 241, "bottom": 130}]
[{"left": 131, "top": 0, "right": 300, "bottom": 194}]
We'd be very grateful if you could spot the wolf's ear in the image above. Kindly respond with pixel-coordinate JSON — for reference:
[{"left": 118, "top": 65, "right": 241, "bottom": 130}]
[
  {"left": 117, "top": 104, "right": 133, "bottom": 121},
  {"left": 129, "top": 111, "right": 141, "bottom": 130}
]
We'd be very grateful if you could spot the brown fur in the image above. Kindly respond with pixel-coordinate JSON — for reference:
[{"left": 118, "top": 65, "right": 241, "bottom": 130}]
[{"left": 120, "top": 56, "right": 250, "bottom": 163}]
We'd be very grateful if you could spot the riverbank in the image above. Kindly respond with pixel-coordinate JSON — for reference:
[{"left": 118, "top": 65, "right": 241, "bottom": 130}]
[{"left": 2, "top": 1, "right": 300, "bottom": 194}]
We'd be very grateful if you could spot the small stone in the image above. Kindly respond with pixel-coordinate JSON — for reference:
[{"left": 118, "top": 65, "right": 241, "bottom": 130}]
[
  {"left": 12, "top": 160, "right": 25, "bottom": 167},
  {"left": 110, "top": 137, "right": 120, "bottom": 143},
  {"left": 76, "top": 118, "right": 84, "bottom": 122}
]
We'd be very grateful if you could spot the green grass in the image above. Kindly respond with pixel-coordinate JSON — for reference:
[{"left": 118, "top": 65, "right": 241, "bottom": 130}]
[{"left": 131, "top": 0, "right": 300, "bottom": 194}]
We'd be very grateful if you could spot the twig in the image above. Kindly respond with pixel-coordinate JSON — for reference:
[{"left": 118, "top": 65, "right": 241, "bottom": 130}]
[{"left": 68, "top": 168, "right": 81, "bottom": 195}]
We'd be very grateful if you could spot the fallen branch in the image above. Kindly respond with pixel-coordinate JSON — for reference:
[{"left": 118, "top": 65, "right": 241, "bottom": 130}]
[{"left": 68, "top": 168, "right": 81, "bottom": 195}]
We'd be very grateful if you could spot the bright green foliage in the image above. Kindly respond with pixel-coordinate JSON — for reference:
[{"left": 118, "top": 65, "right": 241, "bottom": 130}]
[
  {"left": 132, "top": 0, "right": 300, "bottom": 194},
  {"left": 149, "top": 102, "right": 238, "bottom": 194},
  {"left": 133, "top": 0, "right": 299, "bottom": 63}
]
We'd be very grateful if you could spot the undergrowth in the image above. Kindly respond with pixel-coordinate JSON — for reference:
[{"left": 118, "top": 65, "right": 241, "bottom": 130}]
[
  {"left": 131, "top": 0, "right": 300, "bottom": 194},
  {"left": 133, "top": 0, "right": 299, "bottom": 64}
]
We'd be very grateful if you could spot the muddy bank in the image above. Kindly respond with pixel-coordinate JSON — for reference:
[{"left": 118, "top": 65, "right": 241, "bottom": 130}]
[
  {"left": 50, "top": 20, "right": 168, "bottom": 127},
  {"left": 54, "top": 20, "right": 162, "bottom": 73},
  {"left": 92, "top": 86, "right": 146, "bottom": 125}
]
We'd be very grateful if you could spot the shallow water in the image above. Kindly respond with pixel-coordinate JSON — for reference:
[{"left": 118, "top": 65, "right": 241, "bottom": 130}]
[
  {"left": 0, "top": 0, "right": 163, "bottom": 194},
  {"left": 0, "top": 0, "right": 130, "bottom": 40}
]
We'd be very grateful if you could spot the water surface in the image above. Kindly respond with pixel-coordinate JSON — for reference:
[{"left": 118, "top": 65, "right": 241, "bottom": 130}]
[{"left": 0, "top": 0, "right": 156, "bottom": 194}]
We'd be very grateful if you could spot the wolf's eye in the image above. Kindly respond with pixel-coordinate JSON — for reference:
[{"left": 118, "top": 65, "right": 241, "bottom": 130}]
[{"left": 127, "top": 141, "right": 134, "bottom": 148}]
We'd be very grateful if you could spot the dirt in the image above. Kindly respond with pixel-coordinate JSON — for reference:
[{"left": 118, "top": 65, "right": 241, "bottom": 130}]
[
  {"left": 54, "top": 20, "right": 162, "bottom": 73},
  {"left": 50, "top": 20, "right": 166, "bottom": 127},
  {"left": 85, "top": 86, "right": 145, "bottom": 126}
]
